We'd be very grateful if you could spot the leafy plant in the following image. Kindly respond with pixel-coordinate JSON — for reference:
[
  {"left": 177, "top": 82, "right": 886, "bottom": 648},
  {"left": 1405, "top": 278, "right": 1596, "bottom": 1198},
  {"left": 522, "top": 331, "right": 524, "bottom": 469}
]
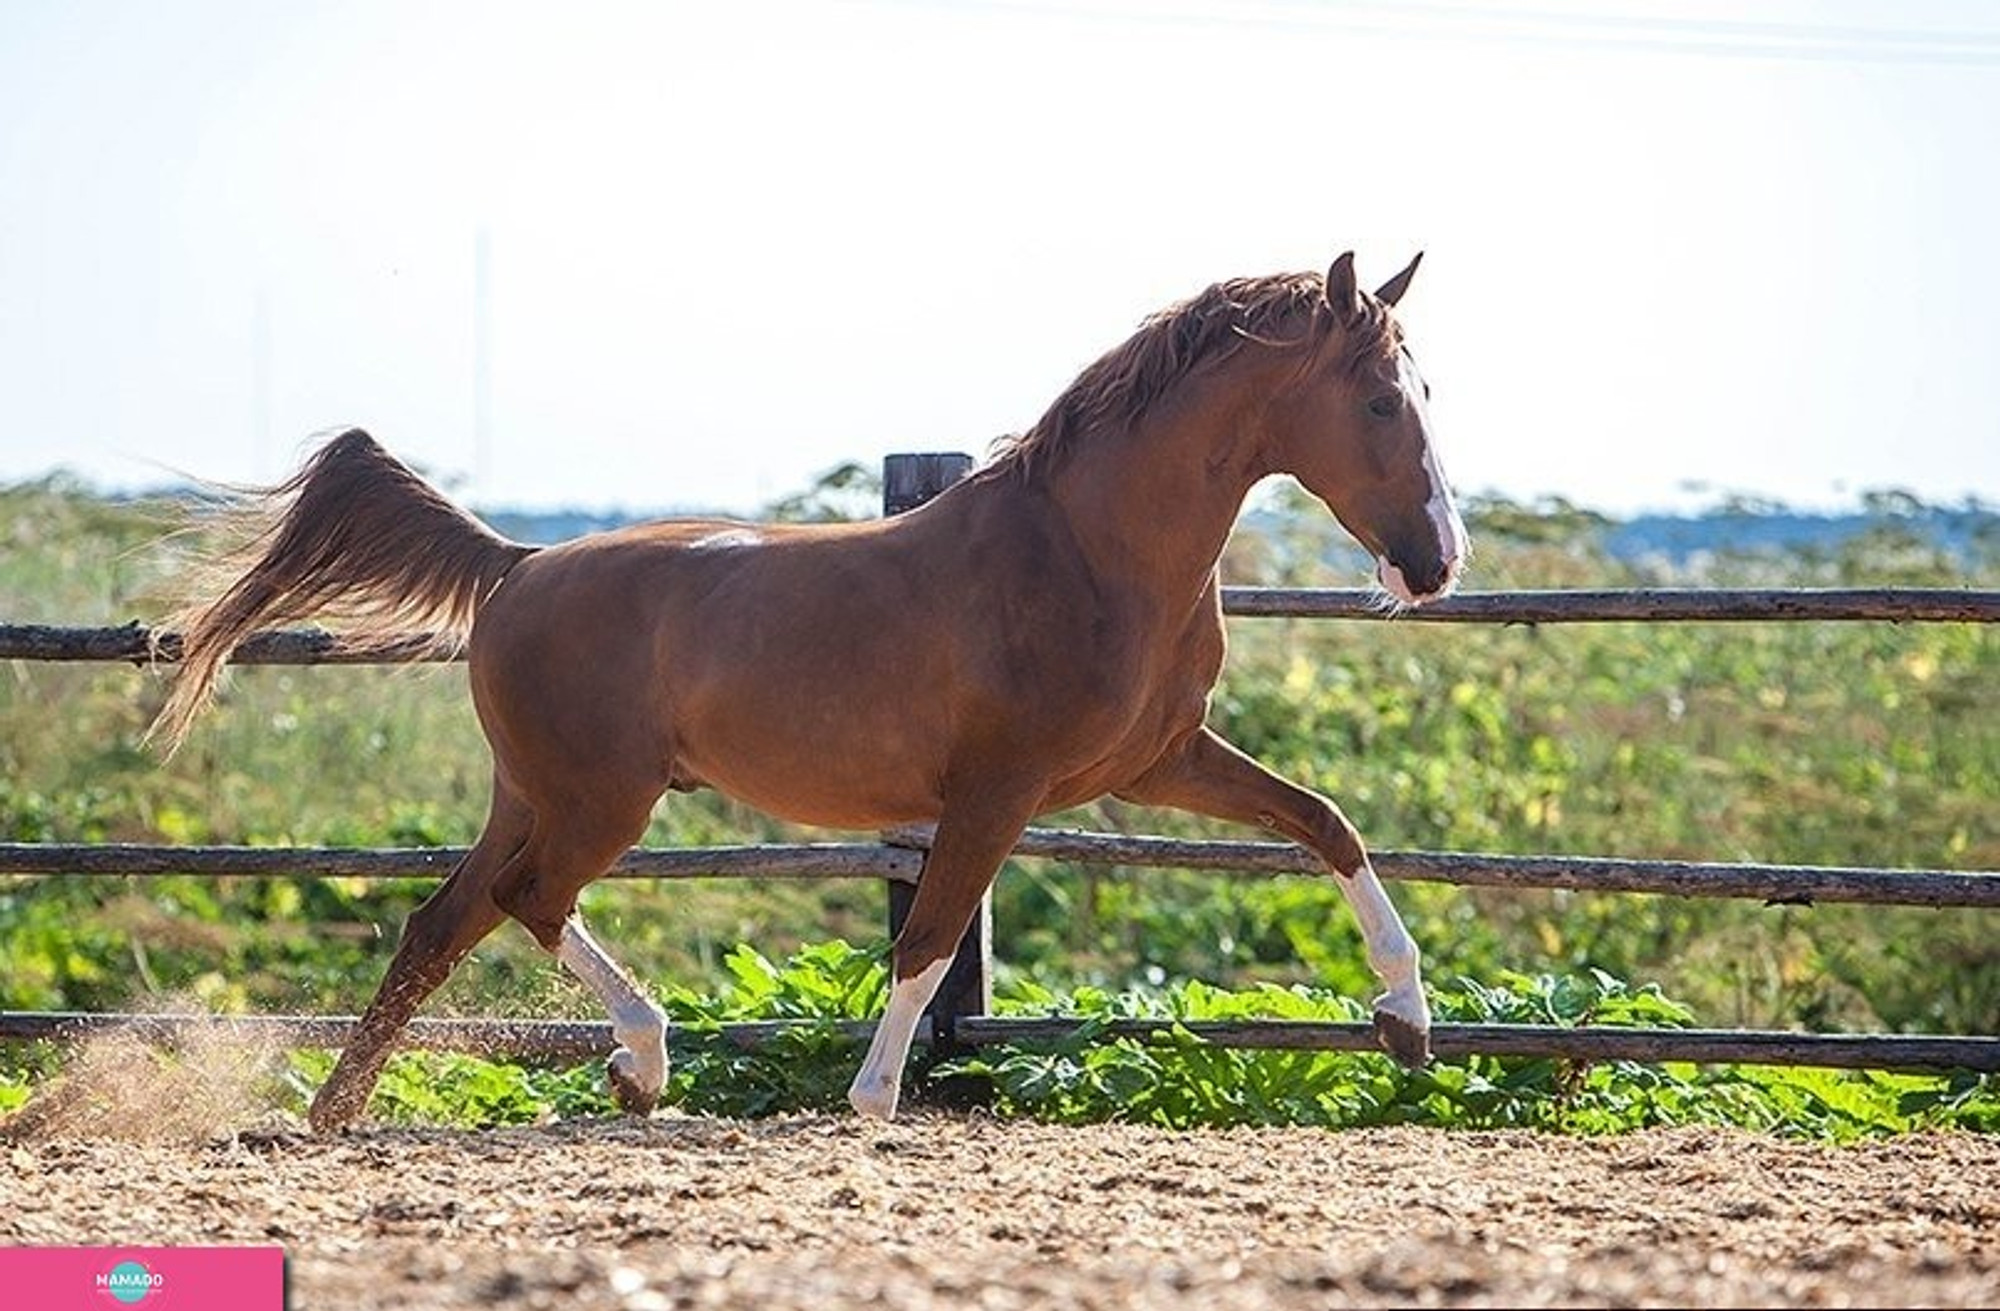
[
  {"left": 0, "top": 1068, "right": 31, "bottom": 1117},
  {"left": 12, "top": 947, "right": 1993, "bottom": 1138},
  {"left": 654, "top": 941, "right": 884, "bottom": 1117},
  {"left": 942, "top": 969, "right": 1998, "bottom": 1138}
]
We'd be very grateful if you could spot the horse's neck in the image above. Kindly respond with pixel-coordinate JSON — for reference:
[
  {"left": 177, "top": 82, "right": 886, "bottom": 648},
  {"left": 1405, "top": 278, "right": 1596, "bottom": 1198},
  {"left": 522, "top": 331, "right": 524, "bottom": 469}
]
[{"left": 1038, "top": 376, "right": 1267, "bottom": 604}]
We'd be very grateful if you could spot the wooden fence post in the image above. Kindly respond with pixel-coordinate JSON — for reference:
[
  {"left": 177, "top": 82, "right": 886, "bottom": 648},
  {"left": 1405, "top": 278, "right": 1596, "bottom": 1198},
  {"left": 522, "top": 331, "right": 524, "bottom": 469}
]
[{"left": 880, "top": 453, "right": 991, "bottom": 1060}]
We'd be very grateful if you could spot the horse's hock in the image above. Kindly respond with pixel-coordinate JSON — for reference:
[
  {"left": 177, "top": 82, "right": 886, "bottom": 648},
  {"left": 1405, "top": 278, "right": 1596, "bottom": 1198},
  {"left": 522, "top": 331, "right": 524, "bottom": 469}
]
[{"left": 1, "top": 453, "right": 1997, "bottom": 1084}]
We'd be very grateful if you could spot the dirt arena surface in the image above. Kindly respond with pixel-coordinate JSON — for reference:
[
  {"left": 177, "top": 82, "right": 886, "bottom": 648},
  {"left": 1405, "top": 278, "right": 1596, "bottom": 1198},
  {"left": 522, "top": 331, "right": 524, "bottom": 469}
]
[{"left": 3, "top": 1112, "right": 1995, "bottom": 1308}]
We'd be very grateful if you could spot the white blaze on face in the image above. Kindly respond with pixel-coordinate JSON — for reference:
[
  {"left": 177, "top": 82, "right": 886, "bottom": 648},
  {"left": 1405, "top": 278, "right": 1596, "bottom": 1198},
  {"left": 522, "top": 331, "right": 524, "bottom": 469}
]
[{"left": 1375, "top": 350, "right": 1466, "bottom": 604}]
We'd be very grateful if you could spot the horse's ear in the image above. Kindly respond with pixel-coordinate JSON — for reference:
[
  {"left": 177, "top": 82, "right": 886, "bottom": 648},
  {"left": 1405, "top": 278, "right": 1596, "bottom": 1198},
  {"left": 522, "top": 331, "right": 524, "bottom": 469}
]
[
  {"left": 1374, "top": 251, "right": 1423, "bottom": 308},
  {"left": 1323, "top": 251, "right": 1361, "bottom": 322}
]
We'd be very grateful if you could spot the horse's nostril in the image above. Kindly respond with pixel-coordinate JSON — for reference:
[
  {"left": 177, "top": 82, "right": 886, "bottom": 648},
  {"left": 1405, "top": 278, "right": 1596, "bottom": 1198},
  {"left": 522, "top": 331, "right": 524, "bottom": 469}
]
[{"left": 1395, "top": 556, "right": 1462, "bottom": 604}]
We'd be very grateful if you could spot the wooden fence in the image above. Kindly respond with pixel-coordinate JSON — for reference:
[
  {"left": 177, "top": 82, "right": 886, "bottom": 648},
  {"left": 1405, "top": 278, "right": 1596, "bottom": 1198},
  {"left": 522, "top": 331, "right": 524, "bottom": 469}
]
[{"left": 1, "top": 453, "right": 1996, "bottom": 1078}]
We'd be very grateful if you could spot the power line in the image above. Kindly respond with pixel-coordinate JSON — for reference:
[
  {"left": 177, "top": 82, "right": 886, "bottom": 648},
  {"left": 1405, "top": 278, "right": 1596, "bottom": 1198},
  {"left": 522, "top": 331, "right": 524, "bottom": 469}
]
[{"left": 899, "top": 0, "right": 2000, "bottom": 65}]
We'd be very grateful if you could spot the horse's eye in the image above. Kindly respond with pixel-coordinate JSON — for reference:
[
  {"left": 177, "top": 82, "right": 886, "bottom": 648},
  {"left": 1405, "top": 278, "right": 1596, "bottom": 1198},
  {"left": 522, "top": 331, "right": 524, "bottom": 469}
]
[{"left": 1367, "top": 393, "right": 1402, "bottom": 419}]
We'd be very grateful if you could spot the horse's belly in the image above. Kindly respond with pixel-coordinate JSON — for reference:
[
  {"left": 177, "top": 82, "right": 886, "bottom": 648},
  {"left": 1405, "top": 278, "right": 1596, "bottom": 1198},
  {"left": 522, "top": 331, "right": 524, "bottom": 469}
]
[
  {"left": 1040, "top": 740, "right": 1181, "bottom": 814},
  {"left": 680, "top": 767, "right": 942, "bottom": 831},
  {"left": 671, "top": 704, "right": 948, "bottom": 832}
]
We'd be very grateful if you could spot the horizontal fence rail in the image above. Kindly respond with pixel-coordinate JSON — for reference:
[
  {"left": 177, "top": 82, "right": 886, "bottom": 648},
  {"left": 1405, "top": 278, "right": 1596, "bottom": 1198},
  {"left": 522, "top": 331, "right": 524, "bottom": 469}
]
[
  {"left": 974, "top": 829, "right": 2000, "bottom": 909},
  {"left": 956, "top": 1018, "right": 2000, "bottom": 1074},
  {"left": 3, "top": 1011, "right": 1994, "bottom": 1075},
  {"left": 6, "top": 831, "right": 1995, "bottom": 908},
  {"left": 0, "top": 841, "right": 926, "bottom": 885},
  {"left": 1219, "top": 586, "right": 2000, "bottom": 623},
  {"left": 0, "top": 623, "right": 443, "bottom": 665},
  {"left": 3, "top": 587, "right": 1997, "bottom": 664}
]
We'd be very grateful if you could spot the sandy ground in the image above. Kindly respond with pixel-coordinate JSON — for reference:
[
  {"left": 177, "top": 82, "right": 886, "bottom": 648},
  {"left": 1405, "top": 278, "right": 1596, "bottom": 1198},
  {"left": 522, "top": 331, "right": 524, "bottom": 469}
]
[{"left": 4, "top": 1109, "right": 1996, "bottom": 1309}]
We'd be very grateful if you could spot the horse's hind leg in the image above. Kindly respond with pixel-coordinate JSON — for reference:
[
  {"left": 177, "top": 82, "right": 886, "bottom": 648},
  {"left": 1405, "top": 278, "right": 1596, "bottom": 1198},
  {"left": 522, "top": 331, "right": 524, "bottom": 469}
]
[
  {"left": 555, "top": 915, "right": 668, "bottom": 1115},
  {"left": 489, "top": 789, "right": 669, "bottom": 1116},
  {"left": 308, "top": 787, "right": 529, "bottom": 1132},
  {"left": 849, "top": 781, "right": 1043, "bottom": 1120},
  {"left": 1119, "top": 727, "right": 1431, "bottom": 1069}
]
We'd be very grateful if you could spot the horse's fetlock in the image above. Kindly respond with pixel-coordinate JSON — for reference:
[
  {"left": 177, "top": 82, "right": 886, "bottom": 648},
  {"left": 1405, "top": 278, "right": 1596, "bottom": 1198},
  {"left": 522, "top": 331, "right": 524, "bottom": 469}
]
[
  {"left": 1372, "top": 931, "right": 1420, "bottom": 972},
  {"left": 1368, "top": 934, "right": 1421, "bottom": 996}
]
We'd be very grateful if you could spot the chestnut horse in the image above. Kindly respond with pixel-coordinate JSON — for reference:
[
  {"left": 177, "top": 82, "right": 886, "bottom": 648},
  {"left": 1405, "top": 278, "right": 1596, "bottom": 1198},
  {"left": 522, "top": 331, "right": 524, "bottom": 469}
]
[{"left": 151, "top": 251, "right": 1466, "bottom": 1129}]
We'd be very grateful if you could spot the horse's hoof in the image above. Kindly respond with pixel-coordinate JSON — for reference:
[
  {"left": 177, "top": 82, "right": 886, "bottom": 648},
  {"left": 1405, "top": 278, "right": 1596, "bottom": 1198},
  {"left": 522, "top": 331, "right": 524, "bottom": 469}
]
[
  {"left": 606, "top": 1050, "right": 661, "bottom": 1117},
  {"left": 847, "top": 1078, "right": 900, "bottom": 1121},
  {"left": 1372, "top": 1008, "right": 1432, "bottom": 1071},
  {"left": 307, "top": 1087, "right": 364, "bottom": 1134}
]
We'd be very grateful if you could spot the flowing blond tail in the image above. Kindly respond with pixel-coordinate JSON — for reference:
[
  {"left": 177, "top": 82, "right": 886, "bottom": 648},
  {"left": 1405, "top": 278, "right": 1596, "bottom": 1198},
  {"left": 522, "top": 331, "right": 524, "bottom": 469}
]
[{"left": 147, "top": 428, "right": 535, "bottom": 755}]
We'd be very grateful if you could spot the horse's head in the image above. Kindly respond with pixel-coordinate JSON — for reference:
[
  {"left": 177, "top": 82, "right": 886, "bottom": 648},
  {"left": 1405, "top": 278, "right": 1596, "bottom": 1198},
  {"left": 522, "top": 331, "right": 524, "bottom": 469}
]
[{"left": 1264, "top": 251, "right": 1467, "bottom": 605}]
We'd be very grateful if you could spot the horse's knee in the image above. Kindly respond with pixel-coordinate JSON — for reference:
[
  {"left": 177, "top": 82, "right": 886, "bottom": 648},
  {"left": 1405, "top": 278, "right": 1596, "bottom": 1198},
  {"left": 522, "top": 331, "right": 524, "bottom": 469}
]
[{"left": 1311, "top": 806, "right": 1367, "bottom": 876}]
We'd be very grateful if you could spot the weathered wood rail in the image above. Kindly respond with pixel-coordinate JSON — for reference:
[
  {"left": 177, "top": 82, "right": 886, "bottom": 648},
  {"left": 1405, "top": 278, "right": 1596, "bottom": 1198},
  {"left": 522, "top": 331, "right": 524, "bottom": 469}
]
[
  {"left": 4, "top": 833, "right": 1993, "bottom": 909},
  {"left": 1221, "top": 586, "right": 2000, "bottom": 624},
  {"left": 0, "top": 841, "right": 926, "bottom": 885},
  {"left": 5, "top": 586, "right": 1997, "bottom": 664},
  {"left": 2, "top": 1010, "right": 1994, "bottom": 1074}
]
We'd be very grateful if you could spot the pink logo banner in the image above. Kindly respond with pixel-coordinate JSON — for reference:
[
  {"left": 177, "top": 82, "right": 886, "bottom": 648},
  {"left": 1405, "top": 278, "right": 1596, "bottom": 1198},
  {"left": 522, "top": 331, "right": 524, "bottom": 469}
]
[{"left": 0, "top": 1246, "right": 284, "bottom": 1310}]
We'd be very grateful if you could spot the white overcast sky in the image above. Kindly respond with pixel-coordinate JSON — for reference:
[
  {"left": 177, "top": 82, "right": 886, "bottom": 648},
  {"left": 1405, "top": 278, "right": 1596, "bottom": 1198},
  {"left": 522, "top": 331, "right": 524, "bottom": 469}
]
[{"left": 2, "top": 0, "right": 1997, "bottom": 516}]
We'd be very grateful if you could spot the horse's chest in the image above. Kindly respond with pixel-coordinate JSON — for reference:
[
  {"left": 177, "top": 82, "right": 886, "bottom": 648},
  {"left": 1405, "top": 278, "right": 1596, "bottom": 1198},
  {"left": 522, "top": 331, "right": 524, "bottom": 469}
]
[{"left": 1036, "top": 610, "right": 1225, "bottom": 803}]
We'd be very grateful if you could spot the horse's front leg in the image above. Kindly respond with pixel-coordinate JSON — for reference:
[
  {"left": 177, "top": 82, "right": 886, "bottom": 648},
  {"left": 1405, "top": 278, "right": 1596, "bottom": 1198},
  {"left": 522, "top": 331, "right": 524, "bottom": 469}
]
[{"left": 1118, "top": 726, "right": 1431, "bottom": 1068}]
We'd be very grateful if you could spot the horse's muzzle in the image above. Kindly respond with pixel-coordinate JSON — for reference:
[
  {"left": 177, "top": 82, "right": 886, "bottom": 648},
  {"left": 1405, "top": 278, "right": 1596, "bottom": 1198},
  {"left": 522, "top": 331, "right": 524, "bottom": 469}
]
[{"left": 1376, "top": 553, "right": 1463, "bottom": 606}]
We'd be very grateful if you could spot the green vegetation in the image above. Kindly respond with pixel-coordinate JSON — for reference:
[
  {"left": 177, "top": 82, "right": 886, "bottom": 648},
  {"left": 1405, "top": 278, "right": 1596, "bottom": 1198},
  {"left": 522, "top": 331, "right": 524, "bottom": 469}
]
[
  {"left": 264, "top": 942, "right": 1999, "bottom": 1139},
  {"left": 0, "top": 471, "right": 1994, "bottom": 1135}
]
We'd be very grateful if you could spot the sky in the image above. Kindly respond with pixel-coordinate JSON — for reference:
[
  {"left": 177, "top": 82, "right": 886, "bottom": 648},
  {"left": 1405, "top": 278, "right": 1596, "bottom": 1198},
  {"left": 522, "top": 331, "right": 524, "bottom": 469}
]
[{"left": 2, "top": 0, "right": 1997, "bottom": 518}]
